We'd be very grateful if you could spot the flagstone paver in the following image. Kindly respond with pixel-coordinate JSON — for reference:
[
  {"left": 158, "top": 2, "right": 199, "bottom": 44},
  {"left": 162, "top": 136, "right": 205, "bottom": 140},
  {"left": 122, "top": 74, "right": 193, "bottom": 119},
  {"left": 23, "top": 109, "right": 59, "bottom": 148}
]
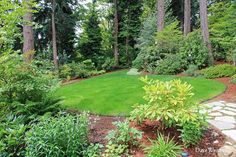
[{"left": 204, "top": 101, "right": 236, "bottom": 143}]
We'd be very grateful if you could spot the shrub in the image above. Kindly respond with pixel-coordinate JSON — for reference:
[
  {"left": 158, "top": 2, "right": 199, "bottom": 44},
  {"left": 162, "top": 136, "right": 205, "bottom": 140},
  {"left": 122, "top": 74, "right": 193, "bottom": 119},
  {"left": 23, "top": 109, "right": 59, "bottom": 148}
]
[
  {"left": 13, "top": 95, "right": 62, "bottom": 119},
  {"left": 25, "top": 113, "right": 89, "bottom": 157},
  {"left": 102, "top": 58, "right": 115, "bottom": 71},
  {"left": 104, "top": 121, "right": 142, "bottom": 157},
  {"left": 130, "top": 78, "right": 208, "bottom": 147},
  {"left": 232, "top": 74, "right": 236, "bottom": 84},
  {"left": 199, "top": 64, "right": 236, "bottom": 78},
  {"left": 83, "top": 143, "right": 103, "bottom": 157},
  {"left": 0, "top": 54, "right": 59, "bottom": 104},
  {"left": 155, "top": 54, "right": 184, "bottom": 75},
  {"left": 155, "top": 21, "right": 183, "bottom": 53},
  {"left": 179, "top": 114, "right": 208, "bottom": 147},
  {"left": 144, "top": 134, "right": 182, "bottom": 157},
  {"left": 184, "top": 64, "right": 199, "bottom": 77},
  {"left": 59, "top": 59, "right": 105, "bottom": 80},
  {"left": 0, "top": 114, "right": 28, "bottom": 157},
  {"left": 130, "top": 77, "right": 203, "bottom": 126},
  {"left": 180, "top": 31, "right": 209, "bottom": 68},
  {"left": 106, "top": 121, "right": 142, "bottom": 146}
]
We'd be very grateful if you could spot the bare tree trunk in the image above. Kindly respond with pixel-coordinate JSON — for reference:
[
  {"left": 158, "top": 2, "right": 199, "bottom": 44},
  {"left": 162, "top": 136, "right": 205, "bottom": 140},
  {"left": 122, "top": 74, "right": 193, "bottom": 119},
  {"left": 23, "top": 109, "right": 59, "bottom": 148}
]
[
  {"left": 156, "top": 0, "right": 165, "bottom": 31},
  {"left": 199, "top": 0, "right": 214, "bottom": 65},
  {"left": 114, "top": 0, "right": 119, "bottom": 66},
  {"left": 23, "top": 0, "right": 34, "bottom": 62},
  {"left": 184, "top": 0, "right": 191, "bottom": 36},
  {"left": 52, "top": 0, "right": 59, "bottom": 70}
]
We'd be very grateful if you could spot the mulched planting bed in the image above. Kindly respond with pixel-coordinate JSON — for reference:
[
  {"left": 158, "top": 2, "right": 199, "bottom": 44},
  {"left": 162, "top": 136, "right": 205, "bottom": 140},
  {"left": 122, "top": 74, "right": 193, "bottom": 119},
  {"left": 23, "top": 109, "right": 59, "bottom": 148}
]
[
  {"left": 211, "top": 77, "right": 236, "bottom": 102},
  {"left": 88, "top": 115, "right": 225, "bottom": 157}
]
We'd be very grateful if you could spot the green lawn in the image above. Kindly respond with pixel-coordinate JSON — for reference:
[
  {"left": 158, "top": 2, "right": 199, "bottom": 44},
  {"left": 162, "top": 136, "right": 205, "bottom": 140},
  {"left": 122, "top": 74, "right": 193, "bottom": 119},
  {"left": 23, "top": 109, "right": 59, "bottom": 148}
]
[{"left": 56, "top": 70, "right": 226, "bottom": 116}]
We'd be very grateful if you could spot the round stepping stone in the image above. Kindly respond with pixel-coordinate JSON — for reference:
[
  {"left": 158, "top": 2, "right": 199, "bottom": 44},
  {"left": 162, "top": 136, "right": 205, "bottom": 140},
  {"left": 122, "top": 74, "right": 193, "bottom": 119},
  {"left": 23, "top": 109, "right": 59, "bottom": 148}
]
[
  {"left": 208, "top": 120, "right": 235, "bottom": 130},
  {"left": 215, "top": 116, "right": 236, "bottom": 124}
]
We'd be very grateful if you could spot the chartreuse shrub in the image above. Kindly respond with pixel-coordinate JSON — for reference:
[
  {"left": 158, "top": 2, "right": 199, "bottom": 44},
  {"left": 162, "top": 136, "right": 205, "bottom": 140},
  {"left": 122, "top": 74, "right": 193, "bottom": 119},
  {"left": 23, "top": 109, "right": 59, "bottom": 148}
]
[
  {"left": 145, "top": 134, "right": 182, "bottom": 157},
  {"left": 130, "top": 77, "right": 208, "bottom": 147},
  {"left": 25, "top": 113, "right": 89, "bottom": 157},
  {"left": 104, "top": 121, "right": 142, "bottom": 157},
  {"left": 199, "top": 64, "right": 236, "bottom": 78}
]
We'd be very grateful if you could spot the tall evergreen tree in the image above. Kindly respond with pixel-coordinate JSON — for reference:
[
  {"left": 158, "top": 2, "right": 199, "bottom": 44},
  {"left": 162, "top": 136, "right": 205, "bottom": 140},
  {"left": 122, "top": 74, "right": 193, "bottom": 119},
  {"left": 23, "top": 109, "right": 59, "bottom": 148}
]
[
  {"left": 34, "top": 0, "right": 78, "bottom": 62},
  {"left": 78, "top": 1, "right": 102, "bottom": 66}
]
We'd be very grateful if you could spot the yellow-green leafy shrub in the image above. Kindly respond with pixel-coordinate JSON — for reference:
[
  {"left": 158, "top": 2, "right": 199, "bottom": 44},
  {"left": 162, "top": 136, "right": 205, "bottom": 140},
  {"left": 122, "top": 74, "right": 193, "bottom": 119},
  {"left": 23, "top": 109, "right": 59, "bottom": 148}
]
[{"left": 130, "top": 77, "right": 208, "bottom": 146}]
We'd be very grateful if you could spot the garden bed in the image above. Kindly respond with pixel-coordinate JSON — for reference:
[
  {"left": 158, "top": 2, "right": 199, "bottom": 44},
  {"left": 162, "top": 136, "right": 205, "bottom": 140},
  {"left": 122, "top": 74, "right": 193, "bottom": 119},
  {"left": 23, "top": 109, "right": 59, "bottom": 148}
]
[{"left": 87, "top": 115, "right": 225, "bottom": 157}]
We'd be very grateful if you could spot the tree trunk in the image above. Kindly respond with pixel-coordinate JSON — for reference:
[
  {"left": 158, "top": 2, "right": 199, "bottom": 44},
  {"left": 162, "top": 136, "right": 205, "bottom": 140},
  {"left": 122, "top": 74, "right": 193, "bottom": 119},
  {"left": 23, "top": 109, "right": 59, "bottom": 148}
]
[
  {"left": 52, "top": 0, "right": 59, "bottom": 70},
  {"left": 156, "top": 0, "right": 165, "bottom": 31},
  {"left": 114, "top": 0, "right": 119, "bottom": 66},
  {"left": 184, "top": 0, "right": 191, "bottom": 36},
  {"left": 23, "top": 0, "right": 34, "bottom": 62},
  {"left": 199, "top": 0, "right": 214, "bottom": 65}
]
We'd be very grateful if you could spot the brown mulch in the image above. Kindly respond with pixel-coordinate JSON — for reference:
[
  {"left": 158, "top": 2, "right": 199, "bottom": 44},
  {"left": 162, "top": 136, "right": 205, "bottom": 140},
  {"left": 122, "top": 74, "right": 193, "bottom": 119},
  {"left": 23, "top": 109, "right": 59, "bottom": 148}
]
[
  {"left": 210, "top": 77, "right": 236, "bottom": 102},
  {"left": 87, "top": 116, "right": 225, "bottom": 157}
]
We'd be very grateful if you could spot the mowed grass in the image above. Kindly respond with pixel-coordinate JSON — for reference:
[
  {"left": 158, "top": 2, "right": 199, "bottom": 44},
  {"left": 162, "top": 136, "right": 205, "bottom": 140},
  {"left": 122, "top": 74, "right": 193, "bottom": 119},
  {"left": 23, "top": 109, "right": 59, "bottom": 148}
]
[{"left": 56, "top": 70, "right": 226, "bottom": 116}]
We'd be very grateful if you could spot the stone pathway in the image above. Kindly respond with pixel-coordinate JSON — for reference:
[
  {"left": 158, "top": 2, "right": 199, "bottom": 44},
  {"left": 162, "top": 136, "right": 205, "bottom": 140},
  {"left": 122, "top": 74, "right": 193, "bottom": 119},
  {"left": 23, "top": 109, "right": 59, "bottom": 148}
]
[{"left": 204, "top": 101, "right": 236, "bottom": 156}]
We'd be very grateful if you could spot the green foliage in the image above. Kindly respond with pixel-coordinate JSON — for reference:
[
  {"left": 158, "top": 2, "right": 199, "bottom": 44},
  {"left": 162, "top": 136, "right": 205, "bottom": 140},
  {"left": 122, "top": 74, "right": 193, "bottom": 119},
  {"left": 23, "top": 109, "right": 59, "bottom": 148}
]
[
  {"left": 209, "top": 1, "right": 236, "bottom": 60},
  {"left": 133, "top": 13, "right": 157, "bottom": 70},
  {"left": 155, "top": 21, "right": 183, "bottom": 54},
  {"left": 13, "top": 96, "right": 61, "bottom": 119},
  {"left": 78, "top": 1, "right": 102, "bottom": 66},
  {"left": 144, "top": 134, "right": 182, "bottom": 157},
  {"left": 134, "top": 21, "right": 183, "bottom": 73},
  {"left": 180, "top": 31, "right": 209, "bottom": 68},
  {"left": 231, "top": 74, "right": 236, "bottom": 84},
  {"left": 130, "top": 78, "right": 208, "bottom": 146},
  {"left": 83, "top": 143, "right": 103, "bottom": 157},
  {"left": 104, "top": 142, "right": 129, "bottom": 157},
  {"left": 130, "top": 78, "right": 203, "bottom": 125},
  {"left": 104, "top": 120, "right": 142, "bottom": 157},
  {"left": 184, "top": 65, "right": 199, "bottom": 77},
  {"left": 0, "top": 114, "right": 27, "bottom": 157},
  {"left": 0, "top": 54, "right": 59, "bottom": 104},
  {"left": 25, "top": 113, "right": 89, "bottom": 157},
  {"left": 34, "top": 0, "right": 79, "bottom": 61},
  {"left": 0, "top": 0, "right": 35, "bottom": 52},
  {"left": 102, "top": 58, "right": 115, "bottom": 71},
  {"left": 179, "top": 114, "right": 208, "bottom": 147},
  {"left": 155, "top": 54, "right": 184, "bottom": 75},
  {"left": 106, "top": 121, "right": 142, "bottom": 146},
  {"left": 199, "top": 64, "right": 236, "bottom": 78},
  {"left": 59, "top": 59, "right": 106, "bottom": 80}
]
